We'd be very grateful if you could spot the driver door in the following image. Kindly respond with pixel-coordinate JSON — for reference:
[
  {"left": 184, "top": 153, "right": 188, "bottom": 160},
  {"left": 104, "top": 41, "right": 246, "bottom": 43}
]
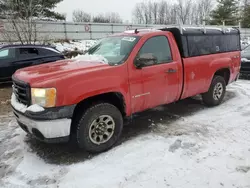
[{"left": 132, "top": 35, "right": 181, "bottom": 110}]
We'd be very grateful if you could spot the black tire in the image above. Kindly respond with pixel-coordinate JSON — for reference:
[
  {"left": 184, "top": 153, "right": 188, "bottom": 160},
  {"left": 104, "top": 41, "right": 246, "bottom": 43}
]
[
  {"left": 202, "top": 75, "right": 226, "bottom": 107},
  {"left": 73, "top": 102, "right": 123, "bottom": 153}
]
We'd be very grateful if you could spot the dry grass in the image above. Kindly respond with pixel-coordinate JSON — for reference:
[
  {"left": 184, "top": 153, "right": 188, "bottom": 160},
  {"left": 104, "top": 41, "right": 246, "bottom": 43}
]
[{"left": 0, "top": 85, "right": 12, "bottom": 116}]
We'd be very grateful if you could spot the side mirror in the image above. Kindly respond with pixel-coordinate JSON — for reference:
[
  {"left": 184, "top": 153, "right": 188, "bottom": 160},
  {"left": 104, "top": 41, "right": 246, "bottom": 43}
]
[
  {"left": 134, "top": 58, "right": 144, "bottom": 69},
  {"left": 134, "top": 53, "right": 157, "bottom": 69}
]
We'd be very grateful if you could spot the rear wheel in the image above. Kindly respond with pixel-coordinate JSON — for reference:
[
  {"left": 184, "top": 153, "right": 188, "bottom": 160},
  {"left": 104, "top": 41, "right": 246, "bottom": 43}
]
[
  {"left": 73, "top": 102, "right": 123, "bottom": 153},
  {"left": 202, "top": 75, "right": 226, "bottom": 107}
]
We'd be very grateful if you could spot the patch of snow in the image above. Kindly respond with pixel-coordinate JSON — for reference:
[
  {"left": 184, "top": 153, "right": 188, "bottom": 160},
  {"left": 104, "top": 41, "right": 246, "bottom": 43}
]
[
  {"left": 26, "top": 104, "right": 44, "bottom": 113},
  {"left": 11, "top": 94, "right": 27, "bottom": 113},
  {"left": 42, "top": 47, "right": 61, "bottom": 53},
  {"left": 0, "top": 121, "right": 25, "bottom": 180},
  {"left": 53, "top": 40, "right": 97, "bottom": 53},
  {"left": 32, "top": 16, "right": 64, "bottom": 22},
  {"left": 123, "top": 30, "right": 135, "bottom": 33},
  {"left": 2, "top": 80, "right": 250, "bottom": 188},
  {"left": 73, "top": 54, "right": 109, "bottom": 64},
  {"left": 11, "top": 94, "right": 44, "bottom": 113}
]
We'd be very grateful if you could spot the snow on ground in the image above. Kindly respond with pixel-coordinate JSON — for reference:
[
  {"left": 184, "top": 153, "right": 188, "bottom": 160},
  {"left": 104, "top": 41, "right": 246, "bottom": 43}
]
[
  {"left": 0, "top": 80, "right": 250, "bottom": 188},
  {"left": 54, "top": 40, "right": 97, "bottom": 53}
]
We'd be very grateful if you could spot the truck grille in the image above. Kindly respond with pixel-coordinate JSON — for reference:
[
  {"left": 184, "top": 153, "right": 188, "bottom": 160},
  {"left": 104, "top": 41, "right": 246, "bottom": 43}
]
[{"left": 12, "top": 77, "right": 31, "bottom": 106}]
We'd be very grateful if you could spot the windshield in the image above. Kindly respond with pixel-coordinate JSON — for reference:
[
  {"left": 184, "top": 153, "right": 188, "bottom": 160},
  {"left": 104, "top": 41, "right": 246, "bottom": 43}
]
[{"left": 86, "top": 36, "right": 140, "bottom": 65}]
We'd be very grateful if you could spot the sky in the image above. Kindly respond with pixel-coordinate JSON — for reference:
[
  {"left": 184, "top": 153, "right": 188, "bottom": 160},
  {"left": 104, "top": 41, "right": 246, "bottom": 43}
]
[{"left": 55, "top": 0, "right": 146, "bottom": 22}]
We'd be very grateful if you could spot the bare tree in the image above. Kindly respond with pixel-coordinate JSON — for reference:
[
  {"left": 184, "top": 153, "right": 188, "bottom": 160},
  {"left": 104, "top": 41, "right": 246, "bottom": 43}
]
[
  {"left": 132, "top": 1, "right": 154, "bottom": 24},
  {"left": 189, "top": 2, "right": 199, "bottom": 25},
  {"left": 132, "top": 3, "right": 144, "bottom": 24},
  {"left": 132, "top": 0, "right": 191, "bottom": 25},
  {"left": 152, "top": 2, "right": 158, "bottom": 24},
  {"left": 158, "top": 1, "right": 166, "bottom": 24},
  {"left": 176, "top": 0, "right": 193, "bottom": 24},
  {"left": 1, "top": 0, "right": 41, "bottom": 44},
  {"left": 93, "top": 12, "right": 123, "bottom": 23},
  {"left": 169, "top": 4, "right": 178, "bottom": 24},
  {"left": 105, "top": 12, "right": 123, "bottom": 23},
  {"left": 176, "top": 0, "right": 213, "bottom": 25},
  {"left": 157, "top": 1, "right": 176, "bottom": 25},
  {"left": 147, "top": 1, "right": 153, "bottom": 24},
  {"left": 93, "top": 14, "right": 108, "bottom": 23},
  {"left": 142, "top": 2, "right": 150, "bottom": 24},
  {"left": 132, "top": 0, "right": 210, "bottom": 25},
  {"left": 0, "top": 0, "right": 63, "bottom": 44},
  {"left": 197, "top": 0, "right": 214, "bottom": 24},
  {"left": 72, "top": 10, "right": 91, "bottom": 22}
]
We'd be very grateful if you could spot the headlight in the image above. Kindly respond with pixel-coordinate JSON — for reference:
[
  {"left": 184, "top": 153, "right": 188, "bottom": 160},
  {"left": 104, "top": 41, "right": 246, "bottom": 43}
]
[{"left": 31, "top": 88, "right": 56, "bottom": 107}]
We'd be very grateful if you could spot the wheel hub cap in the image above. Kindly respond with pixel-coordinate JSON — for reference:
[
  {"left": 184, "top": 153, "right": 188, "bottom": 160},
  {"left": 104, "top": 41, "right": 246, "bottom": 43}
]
[
  {"left": 89, "top": 115, "right": 115, "bottom": 145},
  {"left": 213, "top": 82, "right": 223, "bottom": 100}
]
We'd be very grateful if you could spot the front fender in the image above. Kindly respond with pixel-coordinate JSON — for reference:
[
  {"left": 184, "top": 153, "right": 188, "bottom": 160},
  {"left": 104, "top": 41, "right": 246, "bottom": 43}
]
[{"left": 56, "top": 67, "right": 131, "bottom": 115}]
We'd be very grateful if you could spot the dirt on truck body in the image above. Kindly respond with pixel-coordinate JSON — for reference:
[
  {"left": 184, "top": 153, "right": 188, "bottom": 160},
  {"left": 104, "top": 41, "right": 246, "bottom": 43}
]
[{"left": 11, "top": 26, "right": 241, "bottom": 153}]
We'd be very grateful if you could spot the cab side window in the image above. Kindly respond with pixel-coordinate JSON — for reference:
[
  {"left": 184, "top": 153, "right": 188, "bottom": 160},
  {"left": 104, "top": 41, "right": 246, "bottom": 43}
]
[
  {"left": 137, "top": 36, "right": 172, "bottom": 66},
  {"left": 19, "top": 48, "right": 39, "bottom": 59}
]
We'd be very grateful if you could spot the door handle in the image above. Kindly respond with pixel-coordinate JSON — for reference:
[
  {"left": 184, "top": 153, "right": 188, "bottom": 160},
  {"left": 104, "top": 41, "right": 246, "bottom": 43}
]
[{"left": 165, "top": 68, "right": 177, "bottom": 73}]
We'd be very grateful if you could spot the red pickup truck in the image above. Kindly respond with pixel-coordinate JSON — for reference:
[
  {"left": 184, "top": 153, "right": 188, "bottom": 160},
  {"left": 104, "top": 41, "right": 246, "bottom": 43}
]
[{"left": 11, "top": 27, "right": 241, "bottom": 153}]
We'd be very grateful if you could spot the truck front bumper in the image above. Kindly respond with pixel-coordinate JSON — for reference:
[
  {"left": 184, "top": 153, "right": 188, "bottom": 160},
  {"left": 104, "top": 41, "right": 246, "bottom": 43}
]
[{"left": 12, "top": 105, "right": 76, "bottom": 143}]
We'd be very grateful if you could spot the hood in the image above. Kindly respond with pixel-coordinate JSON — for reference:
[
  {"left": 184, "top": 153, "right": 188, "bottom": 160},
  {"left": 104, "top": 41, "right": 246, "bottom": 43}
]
[{"left": 14, "top": 58, "right": 109, "bottom": 85}]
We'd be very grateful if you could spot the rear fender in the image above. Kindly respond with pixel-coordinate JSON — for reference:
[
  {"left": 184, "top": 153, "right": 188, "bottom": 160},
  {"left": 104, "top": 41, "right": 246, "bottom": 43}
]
[{"left": 208, "top": 57, "right": 231, "bottom": 86}]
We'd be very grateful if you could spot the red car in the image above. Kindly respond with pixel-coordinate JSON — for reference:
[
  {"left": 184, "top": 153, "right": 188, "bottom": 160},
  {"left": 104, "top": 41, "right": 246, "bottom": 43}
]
[{"left": 11, "top": 27, "right": 241, "bottom": 153}]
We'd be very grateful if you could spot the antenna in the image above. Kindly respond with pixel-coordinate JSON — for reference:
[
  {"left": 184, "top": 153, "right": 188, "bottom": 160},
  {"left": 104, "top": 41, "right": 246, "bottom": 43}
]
[{"left": 134, "top": 29, "right": 139, "bottom": 34}]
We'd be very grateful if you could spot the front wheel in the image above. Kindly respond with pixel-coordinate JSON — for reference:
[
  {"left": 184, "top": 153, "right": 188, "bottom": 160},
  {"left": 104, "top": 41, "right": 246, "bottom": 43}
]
[
  {"left": 73, "top": 102, "right": 123, "bottom": 153},
  {"left": 202, "top": 75, "right": 226, "bottom": 107}
]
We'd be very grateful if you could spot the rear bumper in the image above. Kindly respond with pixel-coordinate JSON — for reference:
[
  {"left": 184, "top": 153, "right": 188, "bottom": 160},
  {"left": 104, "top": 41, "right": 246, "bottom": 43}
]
[{"left": 12, "top": 104, "right": 76, "bottom": 143}]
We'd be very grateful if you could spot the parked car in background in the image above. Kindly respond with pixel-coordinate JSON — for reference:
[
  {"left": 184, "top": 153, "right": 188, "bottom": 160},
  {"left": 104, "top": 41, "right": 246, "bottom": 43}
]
[
  {"left": 0, "top": 44, "right": 65, "bottom": 83},
  {"left": 240, "top": 45, "right": 250, "bottom": 76},
  {"left": 11, "top": 27, "right": 240, "bottom": 153},
  {"left": 241, "top": 41, "right": 249, "bottom": 50}
]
